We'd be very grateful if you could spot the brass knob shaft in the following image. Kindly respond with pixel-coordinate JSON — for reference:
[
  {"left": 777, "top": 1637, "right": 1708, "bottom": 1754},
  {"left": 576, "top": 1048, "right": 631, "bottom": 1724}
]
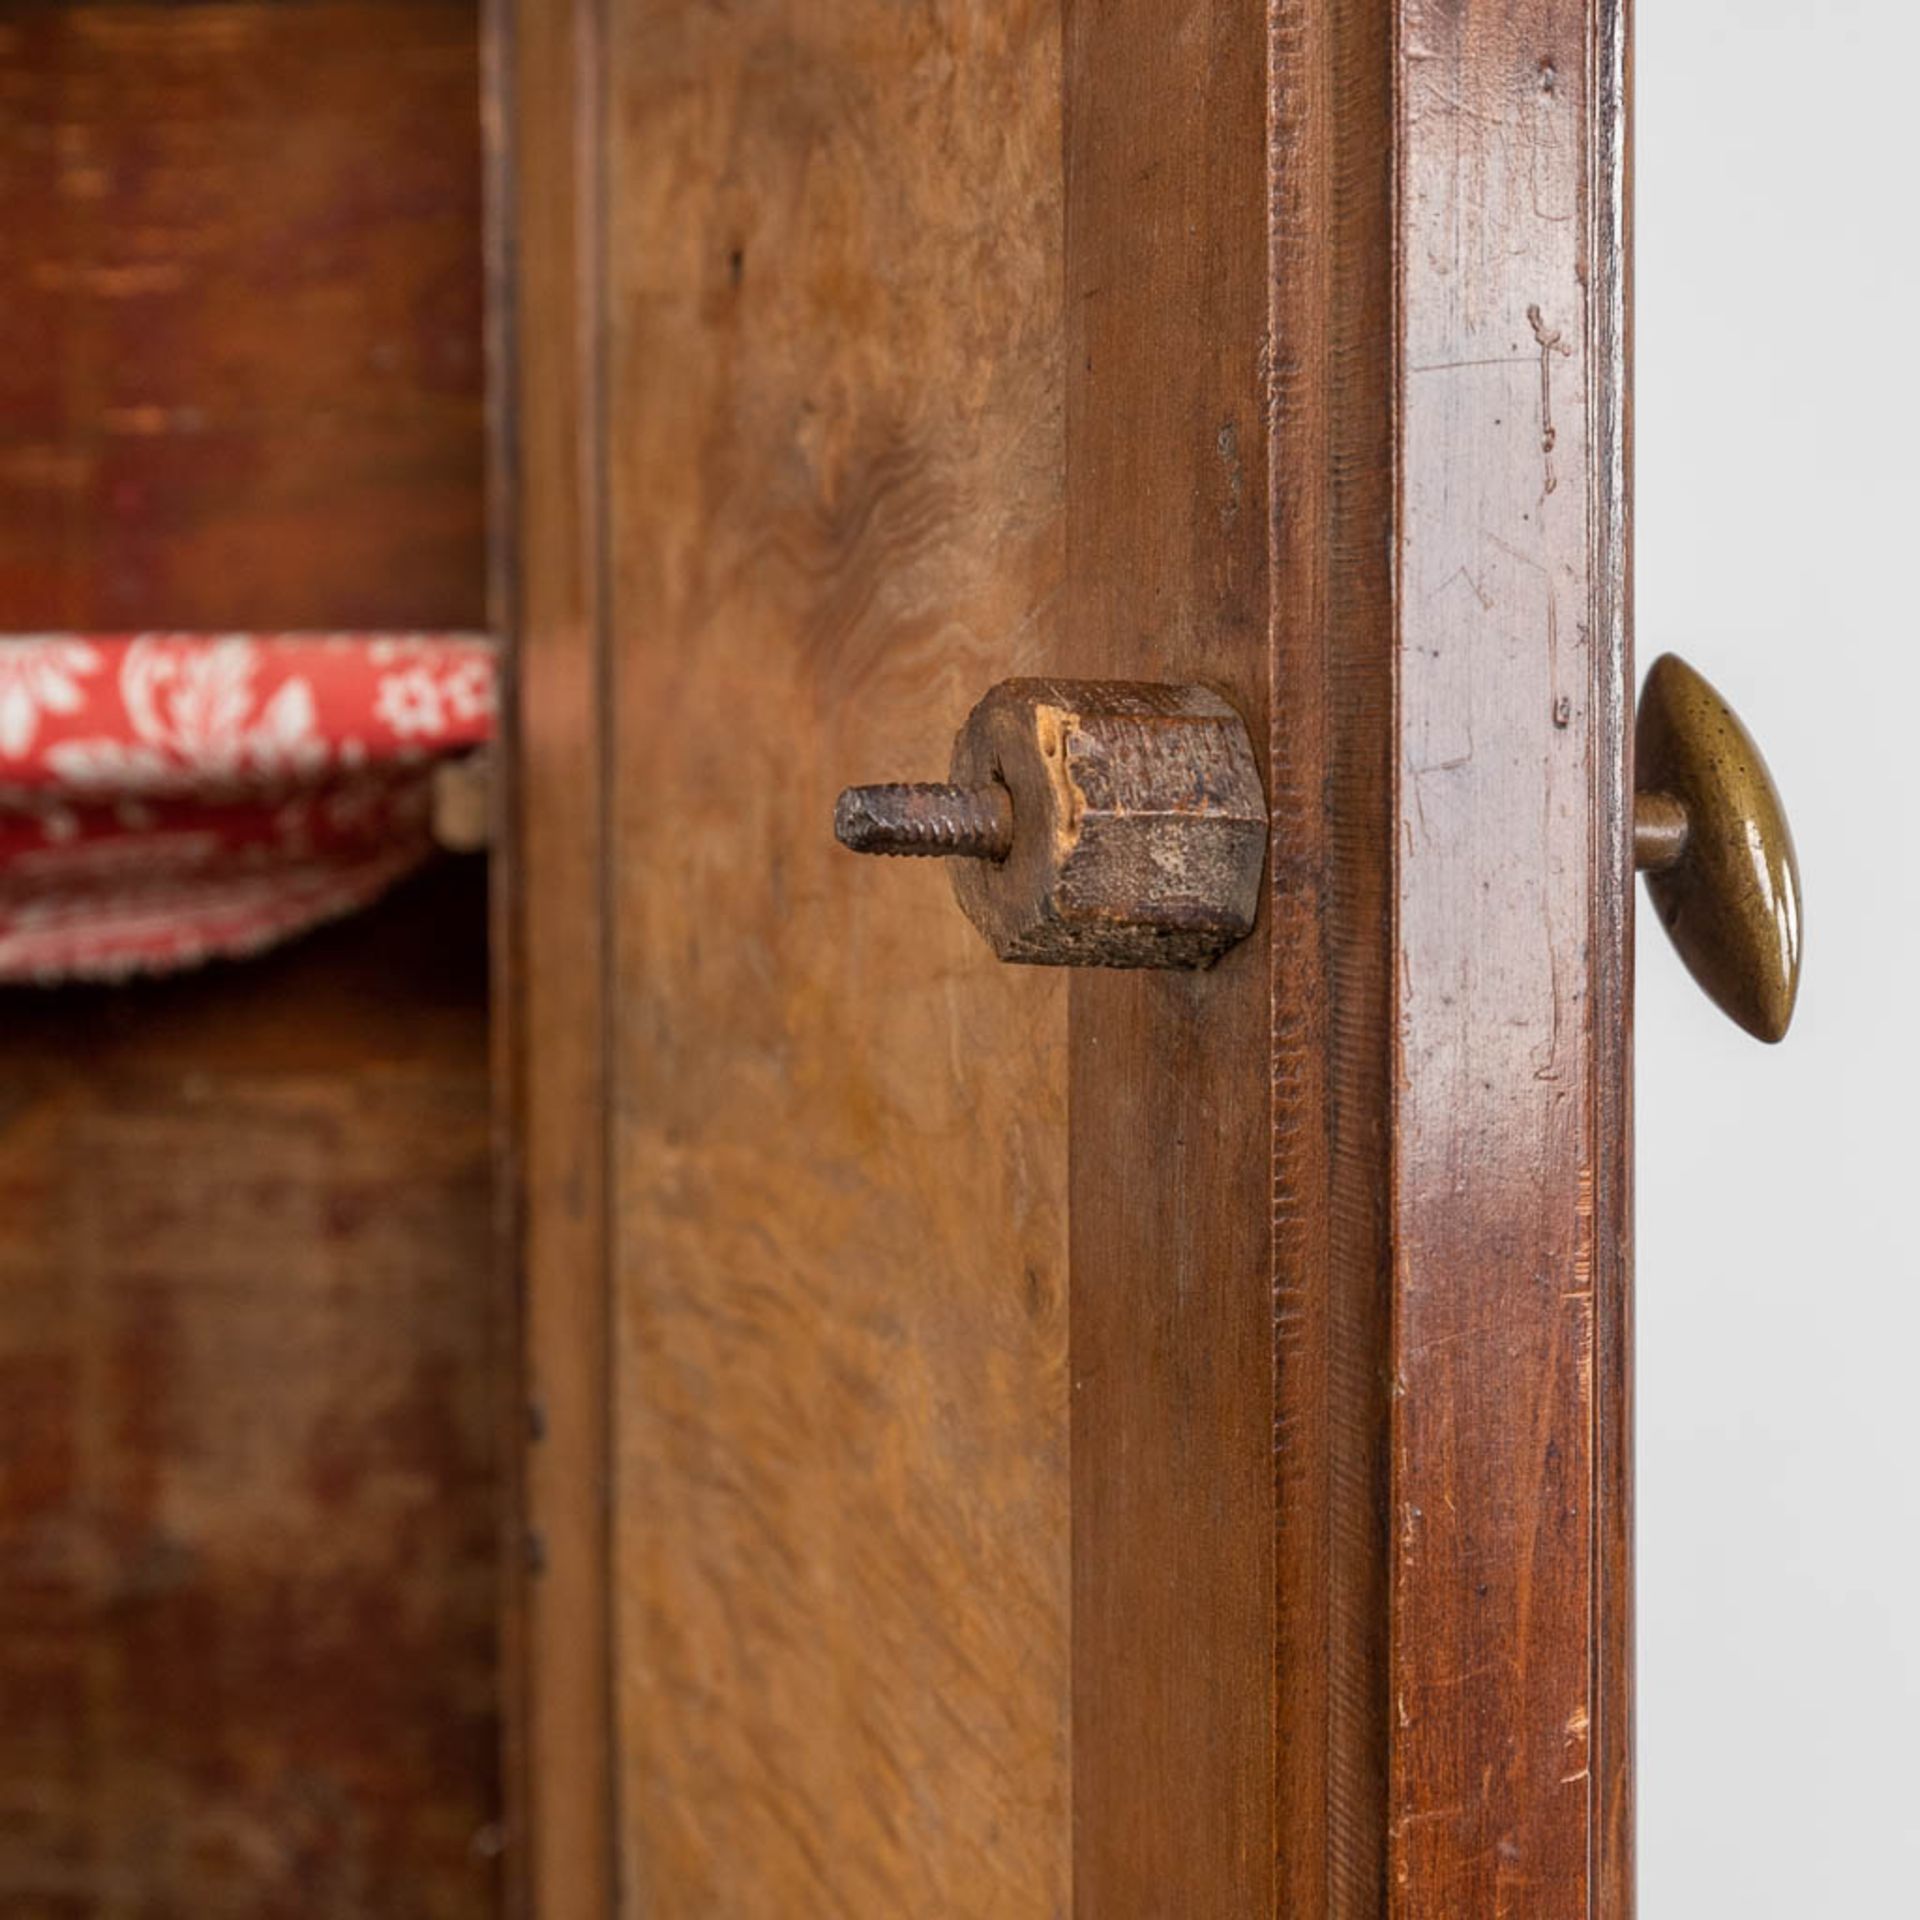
[{"left": 1633, "top": 653, "right": 1801, "bottom": 1043}]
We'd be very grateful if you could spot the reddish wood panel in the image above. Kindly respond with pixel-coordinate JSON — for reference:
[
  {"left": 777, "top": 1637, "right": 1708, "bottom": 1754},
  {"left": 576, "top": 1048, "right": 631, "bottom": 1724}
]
[
  {"left": 1066, "top": 0, "right": 1630, "bottom": 1911},
  {"left": 0, "top": 6, "right": 502, "bottom": 1915},
  {"left": 0, "top": 1, "right": 486, "bottom": 631},
  {"left": 0, "top": 865, "right": 500, "bottom": 1920},
  {"left": 1389, "top": 0, "right": 1632, "bottom": 1908},
  {"left": 1265, "top": 2, "right": 1401, "bottom": 1909}
]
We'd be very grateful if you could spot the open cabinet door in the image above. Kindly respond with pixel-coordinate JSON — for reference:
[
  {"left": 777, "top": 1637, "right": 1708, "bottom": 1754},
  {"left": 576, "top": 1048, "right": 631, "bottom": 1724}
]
[{"left": 496, "top": 0, "right": 1632, "bottom": 1911}]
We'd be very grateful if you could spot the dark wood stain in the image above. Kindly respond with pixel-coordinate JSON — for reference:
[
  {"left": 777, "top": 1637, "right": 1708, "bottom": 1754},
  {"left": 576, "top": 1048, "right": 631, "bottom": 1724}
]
[
  {"left": 0, "top": 865, "right": 502, "bottom": 1920},
  {"left": 493, "top": 0, "right": 618, "bottom": 1909},
  {"left": 0, "top": 1, "right": 486, "bottom": 631},
  {"left": 1268, "top": 0, "right": 1400, "bottom": 1908},
  {"left": 0, "top": 6, "right": 500, "bottom": 1913},
  {"left": 1390, "top": 1, "right": 1632, "bottom": 1907}
]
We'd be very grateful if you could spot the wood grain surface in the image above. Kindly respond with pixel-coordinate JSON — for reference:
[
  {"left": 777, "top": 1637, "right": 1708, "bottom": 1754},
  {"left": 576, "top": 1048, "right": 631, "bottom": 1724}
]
[
  {"left": 1389, "top": 1, "right": 1633, "bottom": 1908},
  {"left": 1062, "top": 0, "right": 1284, "bottom": 1908},
  {"left": 505, "top": 0, "right": 1632, "bottom": 1910},
  {"left": 599, "top": 2, "right": 1070, "bottom": 1912},
  {"left": 1266, "top": 1, "right": 1401, "bottom": 1909},
  {"left": 0, "top": 1, "right": 486, "bottom": 631},
  {"left": 493, "top": 0, "right": 616, "bottom": 1910},
  {"left": 1065, "top": 0, "right": 1631, "bottom": 1911},
  {"left": 0, "top": 865, "right": 501, "bottom": 1920}
]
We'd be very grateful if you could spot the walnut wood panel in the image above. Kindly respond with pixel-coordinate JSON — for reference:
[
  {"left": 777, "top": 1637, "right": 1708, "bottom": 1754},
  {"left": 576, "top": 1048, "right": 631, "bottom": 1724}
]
[
  {"left": 0, "top": 865, "right": 501, "bottom": 1920},
  {"left": 1062, "top": 0, "right": 1287, "bottom": 1908},
  {"left": 494, "top": 0, "right": 616, "bottom": 1911},
  {"left": 508, "top": 0, "right": 1631, "bottom": 1909},
  {"left": 0, "top": 1, "right": 486, "bottom": 631},
  {"left": 596, "top": 2, "right": 1070, "bottom": 1913}
]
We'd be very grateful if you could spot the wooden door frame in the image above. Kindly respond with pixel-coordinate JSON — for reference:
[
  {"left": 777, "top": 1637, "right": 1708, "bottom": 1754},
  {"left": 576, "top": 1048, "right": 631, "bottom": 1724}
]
[
  {"left": 491, "top": 0, "right": 618, "bottom": 1913},
  {"left": 493, "top": 0, "right": 1633, "bottom": 1909},
  {"left": 1065, "top": 0, "right": 1632, "bottom": 1910}
]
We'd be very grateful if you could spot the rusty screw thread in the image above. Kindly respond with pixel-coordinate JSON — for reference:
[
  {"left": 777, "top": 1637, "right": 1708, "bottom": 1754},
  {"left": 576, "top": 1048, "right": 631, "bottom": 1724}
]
[{"left": 833, "top": 782, "right": 1015, "bottom": 861}]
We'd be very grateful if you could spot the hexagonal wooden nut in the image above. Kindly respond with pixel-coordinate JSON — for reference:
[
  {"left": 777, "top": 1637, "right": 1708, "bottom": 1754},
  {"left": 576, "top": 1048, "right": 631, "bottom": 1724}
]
[{"left": 946, "top": 679, "right": 1267, "bottom": 968}]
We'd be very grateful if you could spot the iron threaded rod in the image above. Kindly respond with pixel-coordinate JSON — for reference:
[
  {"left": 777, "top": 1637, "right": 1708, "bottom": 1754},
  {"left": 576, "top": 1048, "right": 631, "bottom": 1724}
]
[{"left": 833, "top": 782, "right": 1014, "bottom": 860}]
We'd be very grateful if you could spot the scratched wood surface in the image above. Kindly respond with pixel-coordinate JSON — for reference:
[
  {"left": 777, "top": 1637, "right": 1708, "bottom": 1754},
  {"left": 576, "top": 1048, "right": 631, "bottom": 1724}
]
[
  {"left": 508, "top": 0, "right": 1632, "bottom": 1910},
  {"left": 1066, "top": 0, "right": 1632, "bottom": 1911},
  {"left": 587, "top": 2, "right": 1071, "bottom": 1912},
  {"left": 1389, "top": 0, "right": 1633, "bottom": 1908},
  {"left": 0, "top": 864, "right": 501, "bottom": 1920},
  {"left": 0, "top": 0, "right": 486, "bottom": 631}
]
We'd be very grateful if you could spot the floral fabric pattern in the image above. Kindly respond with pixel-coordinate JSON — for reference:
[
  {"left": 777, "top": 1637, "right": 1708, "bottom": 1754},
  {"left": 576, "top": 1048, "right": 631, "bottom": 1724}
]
[
  {"left": 0, "top": 639, "right": 103, "bottom": 757},
  {"left": 0, "top": 634, "right": 495, "bottom": 982}
]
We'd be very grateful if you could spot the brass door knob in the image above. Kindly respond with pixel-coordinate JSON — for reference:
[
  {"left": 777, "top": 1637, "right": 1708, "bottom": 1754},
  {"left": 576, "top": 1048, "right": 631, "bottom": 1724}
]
[
  {"left": 834, "top": 679, "right": 1268, "bottom": 969},
  {"left": 1634, "top": 653, "right": 1801, "bottom": 1043}
]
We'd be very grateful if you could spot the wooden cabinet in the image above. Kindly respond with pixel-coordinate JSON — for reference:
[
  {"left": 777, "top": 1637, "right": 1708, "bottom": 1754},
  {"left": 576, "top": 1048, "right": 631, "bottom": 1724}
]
[
  {"left": 0, "top": 9, "right": 501, "bottom": 1914},
  {"left": 499, "top": 0, "right": 1633, "bottom": 1913},
  {"left": 0, "top": 2, "right": 1642, "bottom": 1909}
]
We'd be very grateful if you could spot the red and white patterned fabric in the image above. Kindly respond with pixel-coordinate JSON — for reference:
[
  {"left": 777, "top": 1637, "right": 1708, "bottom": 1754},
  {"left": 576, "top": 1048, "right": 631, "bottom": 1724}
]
[{"left": 0, "top": 634, "right": 496, "bottom": 983}]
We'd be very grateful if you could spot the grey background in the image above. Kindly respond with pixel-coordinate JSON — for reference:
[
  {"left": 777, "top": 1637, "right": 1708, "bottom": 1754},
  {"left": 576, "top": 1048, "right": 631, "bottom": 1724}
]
[{"left": 1637, "top": 1, "right": 1919, "bottom": 1908}]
